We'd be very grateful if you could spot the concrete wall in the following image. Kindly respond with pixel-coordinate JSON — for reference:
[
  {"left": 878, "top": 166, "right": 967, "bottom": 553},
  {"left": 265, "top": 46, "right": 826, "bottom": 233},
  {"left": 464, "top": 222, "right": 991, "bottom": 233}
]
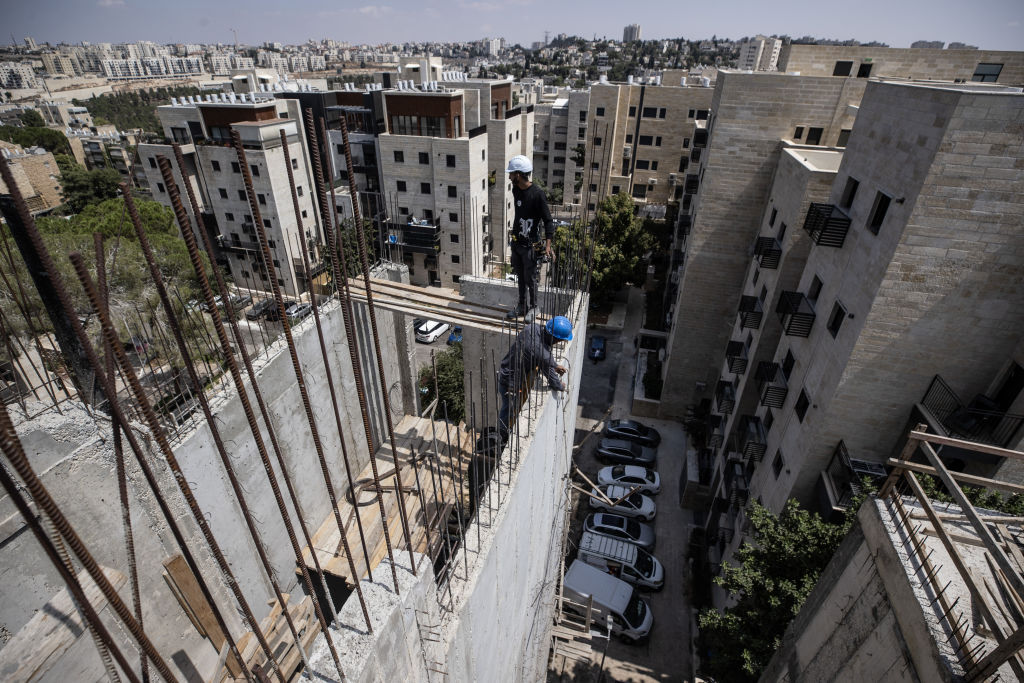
[{"left": 0, "top": 295, "right": 409, "bottom": 681}]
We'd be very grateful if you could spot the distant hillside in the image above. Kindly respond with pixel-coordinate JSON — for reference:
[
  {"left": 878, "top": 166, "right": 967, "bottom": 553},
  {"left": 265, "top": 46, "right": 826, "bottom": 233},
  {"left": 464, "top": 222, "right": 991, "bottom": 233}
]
[{"left": 73, "top": 85, "right": 203, "bottom": 134}]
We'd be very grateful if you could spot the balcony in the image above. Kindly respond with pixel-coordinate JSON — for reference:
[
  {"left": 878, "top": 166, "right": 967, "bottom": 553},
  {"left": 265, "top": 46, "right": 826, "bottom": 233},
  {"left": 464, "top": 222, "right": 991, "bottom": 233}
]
[
  {"left": 737, "top": 414, "right": 767, "bottom": 462},
  {"left": 684, "top": 174, "right": 699, "bottom": 195},
  {"left": 756, "top": 362, "right": 788, "bottom": 408},
  {"left": 707, "top": 413, "right": 724, "bottom": 449},
  {"left": 724, "top": 461, "right": 749, "bottom": 509},
  {"left": 920, "top": 375, "right": 1024, "bottom": 449},
  {"left": 693, "top": 128, "right": 709, "bottom": 148},
  {"left": 754, "top": 236, "right": 782, "bottom": 269},
  {"left": 776, "top": 291, "right": 816, "bottom": 337},
  {"left": 393, "top": 218, "right": 441, "bottom": 254},
  {"left": 804, "top": 203, "right": 852, "bottom": 248},
  {"left": 715, "top": 379, "right": 736, "bottom": 415},
  {"left": 690, "top": 148, "right": 702, "bottom": 164},
  {"left": 681, "top": 448, "right": 715, "bottom": 509},
  {"left": 220, "top": 239, "right": 262, "bottom": 254},
  {"left": 737, "top": 296, "right": 763, "bottom": 329},
  {"left": 678, "top": 214, "right": 692, "bottom": 238},
  {"left": 819, "top": 441, "right": 887, "bottom": 520},
  {"left": 725, "top": 340, "right": 748, "bottom": 375}
]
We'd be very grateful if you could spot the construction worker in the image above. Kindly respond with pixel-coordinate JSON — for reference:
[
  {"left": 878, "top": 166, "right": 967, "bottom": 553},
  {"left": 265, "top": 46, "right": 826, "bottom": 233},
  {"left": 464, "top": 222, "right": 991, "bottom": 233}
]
[
  {"left": 505, "top": 154, "right": 553, "bottom": 322},
  {"left": 497, "top": 315, "right": 573, "bottom": 443}
]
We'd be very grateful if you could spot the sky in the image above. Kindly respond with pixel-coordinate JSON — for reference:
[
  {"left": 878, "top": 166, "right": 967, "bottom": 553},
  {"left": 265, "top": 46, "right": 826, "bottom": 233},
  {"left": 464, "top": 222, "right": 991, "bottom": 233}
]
[{"left": 4, "top": 0, "right": 1023, "bottom": 51}]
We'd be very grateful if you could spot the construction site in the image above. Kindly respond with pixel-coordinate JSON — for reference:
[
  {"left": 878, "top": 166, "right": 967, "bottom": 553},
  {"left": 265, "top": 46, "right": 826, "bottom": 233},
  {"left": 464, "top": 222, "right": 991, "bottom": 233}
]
[{"left": 0, "top": 113, "right": 592, "bottom": 682}]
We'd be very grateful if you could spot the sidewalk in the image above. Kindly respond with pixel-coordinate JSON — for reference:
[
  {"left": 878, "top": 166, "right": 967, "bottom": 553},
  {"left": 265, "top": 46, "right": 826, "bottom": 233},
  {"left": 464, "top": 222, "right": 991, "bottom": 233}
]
[{"left": 610, "top": 287, "right": 646, "bottom": 421}]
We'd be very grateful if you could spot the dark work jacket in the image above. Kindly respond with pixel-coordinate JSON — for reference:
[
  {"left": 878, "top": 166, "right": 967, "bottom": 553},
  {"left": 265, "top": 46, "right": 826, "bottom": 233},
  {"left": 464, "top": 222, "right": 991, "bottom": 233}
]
[
  {"left": 511, "top": 183, "right": 554, "bottom": 245},
  {"left": 498, "top": 323, "right": 564, "bottom": 391}
]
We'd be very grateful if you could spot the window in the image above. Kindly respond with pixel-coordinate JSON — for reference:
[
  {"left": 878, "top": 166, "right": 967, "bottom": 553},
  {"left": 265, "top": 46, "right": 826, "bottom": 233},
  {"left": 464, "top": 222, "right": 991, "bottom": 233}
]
[
  {"left": 452, "top": 254, "right": 460, "bottom": 263},
  {"left": 337, "top": 144, "right": 345, "bottom": 155},
  {"left": 777, "top": 222, "right": 787, "bottom": 242},
  {"left": 211, "top": 160, "right": 221, "bottom": 172},
  {"left": 768, "top": 208, "right": 777, "bottom": 227},
  {"left": 589, "top": 183, "right": 598, "bottom": 191},
  {"left": 635, "top": 159, "right": 650, "bottom": 170},
  {"left": 625, "top": 134, "right": 633, "bottom": 144},
  {"left": 659, "top": 108, "right": 666, "bottom": 119},
  {"left": 238, "top": 190, "right": 247, "bottom": 201},
  {"left": 397, "top": 180, "right": 407, "bottom": 192},
  {"left": 250, "top": 164, "right": 260, "bottom": 177},
  {"left": 219, "top": 188, "right": 228, "bottom": 199},
  {"left": 972, "top": 63, "right": 1002, "bottom": 82},
  {"left": 651, "top": 161, "right": 658, "bottom": 171},
  {"left": 773, "top": 450, "right": 785, "bottom": 478},
  {"left": 827, "top": 301, "right": 846, "bottom": 338},
  {"left": 764, "top": 408, "right": 774, "bottom": 432},
  {"left": 837, "top": 129, "right": 851, "bottom": 147},
  {"left": 867, "top": 191, "right": 891, "bottom": 234},
  {"left": 264, "top": 219, "right": 272, "bottom": 228},
  {"left": 682, "top": 137, "right": 690, "bottom": 148},
  {"left": 632, "top": 185, "right": 647, "bottom": 199},
  {"left": 579, "top": 111, "right": 587, "bottom": 122},
  {"left": 752, "top": 268, "right": 760, "bottom": 286},
  {"left": 678, "top": 157, "right": 689, "bottom": 172},
  {"left": 292, "top": 157, "right": 299, "bottom": 170},
  {"left": 782, "top": 350, "right": 795, "bottom": 379},
  {"left": 594, "top": 137, "right": 602, "bottom": 146},
  {"left": 595, "top": 107, "right": 605, "bottom": 117},
  {"left": 655, "top": 136, "right": 662, "bottom": 147},
  {"left": 688, "top": 109, "right": 695, "bottom": 119},
  {"left": 832, "top": 61, "right": 853, "bottom": 77},
  {"left": 420, "top": 182, "right": 431, "bottom": 194},
  {"left": 423, "top": 209, "right": 433, "bottom": 221},
  {"left": 793, "top": 126, "right": 804, "bottom": 140},
  {"left": 857, "top": 63, "right": 873, "bottom": 78},
  {"left": 578, "top": 127, "right": 586, "bottom": 139},
  {"left": 156, "top": 182, "right": 165, "bottom": 193},
  {"left": 301, "top": 210, "right": 307, "bottom": 218},
  {"left": 591, "top": 162, "right": 599, "bottom": 169},
  {"left": 629, "top": 106, "right": 637, "bottom": 117},
  {"left": 446, "top": 154, "right": 456, "bottom": 168},
  {"left": 808, "top": 275, "right": 823, "bottom": 305},
  {"left": 759, "top": 285, "right": 768, "bottom": 303},
  {"left": 394, "top": 150, "right": 404, "bottom": 163},
  {"left": 481, "top": 150, "right": 485, "bottom": 160},
  {"left": 418, "top": 152, "right": 429, "bottom": 165},
  {"left": 508, "top": 133, "right": 512, "bottom": 144},
  {"left": 642, "top": 106, "right": 657, "bottom": 118},
  {"left": 611, "top": 185, "right": 620, "bottom": 194},
  {"left": 399, "top": 206, "right": 409, "bottom": 215},
  {"left": 148, "top": 157, "right": 157, "bottom": 169},
  {"left": 448, "top": 185, "right": 458, "bottom": 198},
  {"left": 257, "top": 193, "right": 266, "bottom": 205},
  {"left": 231, "top": 162, "right": 240, "bottom": 173},
  {"left": 638, "top": 135, "right": 654, "bottom": 146},
  {"left": 795, "top": 390, "right": 810, "bottom": 422},
  {"left": 225, "top": 212, "right": 234, "bottom": 221},
  {"left": 450, "top": 233, "right": 459, "bottom": 242},
  {"left": 806, "top": 127, "right": 823, "bottom": 146},
  {"left": 695, "top": 110, "right": 709, "bottom": 120},
  {"left": 452, "top": 275, "right": 461, "bottom": 283},
  {"left": 839, "top": 177, "right": 859, "bottom": 209}
]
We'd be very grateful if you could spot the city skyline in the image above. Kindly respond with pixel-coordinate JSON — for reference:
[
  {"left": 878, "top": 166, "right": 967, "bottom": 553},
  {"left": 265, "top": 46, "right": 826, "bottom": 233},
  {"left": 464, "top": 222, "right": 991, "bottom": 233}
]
[{"left": 4, "top": 0, "right": 1022, "bottom": 51}]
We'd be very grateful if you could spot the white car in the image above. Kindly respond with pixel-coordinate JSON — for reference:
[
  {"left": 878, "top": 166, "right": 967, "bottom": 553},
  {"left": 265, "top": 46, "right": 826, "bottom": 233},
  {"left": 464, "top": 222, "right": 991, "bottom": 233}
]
[
  {"left": 597, "top": 465, "right": 661, "bottom": 495},
  {"left": 589, "top": 485, "right": 657, "bottom": 521},
  {"left": 415, "top": 320, "right": 450, "bottom": 343}
]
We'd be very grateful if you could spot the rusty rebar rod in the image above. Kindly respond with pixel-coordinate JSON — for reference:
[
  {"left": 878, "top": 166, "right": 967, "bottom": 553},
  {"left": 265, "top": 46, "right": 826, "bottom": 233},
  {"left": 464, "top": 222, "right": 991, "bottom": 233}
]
[
  {"left": 120, "top": 188, "right": 314, "bottom": 672},
  {"left": 338, "top": 115, "right": 416, "bottom": 570}
]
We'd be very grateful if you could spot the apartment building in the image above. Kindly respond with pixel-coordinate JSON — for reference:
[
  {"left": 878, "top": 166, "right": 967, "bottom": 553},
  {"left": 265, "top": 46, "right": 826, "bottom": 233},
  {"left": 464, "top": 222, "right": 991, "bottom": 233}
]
[
  {"left": 532, "top": 89, "right": 589, "bottom": 207},
  {"left": 623, "top": 24, "right": 642, "bottom": 43},
  {"left": 737, "top": 35, "right": 782, "bottom": 71},
  {"left": 777, "top": 44, "right": 1024, "bottom": 84},
  {"left": 375, "top": 87, "right": 489, "bottom": 288},
  {"left": 0, "top": 142, "right": 63, "bottom": 215},
  {"left": 40, "top": 53, "right": 80, "bottom": 77},
  {"left": 37, "top": 101, "right": 93, "bottom": 130},
  {"left": 138, "top": 93, "right": 322, "bottom": 297},
  {"left": 0, "top": 62, "right": 39, "bottom": 89},
  {"left": 686, "top": 81, "right": 1024, "bottom": 594}
]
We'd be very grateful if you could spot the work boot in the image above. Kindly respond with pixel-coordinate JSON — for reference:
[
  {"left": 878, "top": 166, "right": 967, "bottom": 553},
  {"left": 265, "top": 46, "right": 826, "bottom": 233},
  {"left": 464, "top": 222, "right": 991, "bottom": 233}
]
[
  {"left": 506, "top": 302, "right": 526, "bottom": 319},
  {"left": 524, "top": 305, "right": 538, "bottom": 323}
]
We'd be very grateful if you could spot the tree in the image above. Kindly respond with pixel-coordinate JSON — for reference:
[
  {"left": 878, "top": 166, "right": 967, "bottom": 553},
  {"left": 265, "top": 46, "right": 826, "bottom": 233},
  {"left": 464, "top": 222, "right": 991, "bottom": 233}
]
[
  {"left": 20, "top": 109, "right": 45, "bottom": 127},
  {"left": 59, "top": 165, "right": 123, "bottom": 213},
  {"left": 418, "top": 342, "right": 465, "bottom": 423},
  {"left": 0, "top": 125, "right": 72, "bottom": 155},
  {"left": 696, "top": 500, "right": 853, "bottom": 683}
]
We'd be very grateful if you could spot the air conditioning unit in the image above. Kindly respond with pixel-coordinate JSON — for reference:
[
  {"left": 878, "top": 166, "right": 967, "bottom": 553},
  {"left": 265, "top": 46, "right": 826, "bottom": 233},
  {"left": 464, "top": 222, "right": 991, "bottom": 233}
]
[
  {"left": 649, "top": 178, "right": 658, "bottom": 185},
  {"left": 622, "top": 145, "right": 632, "bottom": 156},
  {"left": 669, "top": 173, "right": 679, "bottom": 185}
]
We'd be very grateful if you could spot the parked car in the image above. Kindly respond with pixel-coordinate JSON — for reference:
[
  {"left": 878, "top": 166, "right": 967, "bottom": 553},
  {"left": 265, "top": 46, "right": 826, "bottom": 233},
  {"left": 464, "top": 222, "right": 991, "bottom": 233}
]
[
  {"left": 604, "top": 419, "right": 661, "bottom": 447},
  {"left": 415, "top": 320, "right": 450, "bottom": 343},
  {"left": 584, "top": 513, "right": 656, "bottom": 551},
  {"left": 578, "top": 531, "right": 664, "bottom": 591},
  {"left": 200, "top": 295, "right": 223, "bottom": 312},
  {"left": 589, "top": 485, "right": 656, "bottom": 521},
  {"left": 246, "top": 298, "right": 275, "bottom": 320},
  {"left": 597, "top": 465, "right": 661, "bottom": 495},
  {"left": 589, "top": 336, "right": 606, "bottom": 361},
  {"left": 595, "top": 438, "right": 656, "bottom": 466},
  {"left": 562, "top": 560, "right": 652, "bottom": 644},
  {"left": 447, "top": 325, "right": 463, "bottom": 345},
  {"left": 264, "top": 300, "right": 297, "bottom": 322},
  {"left": 287, "top": 303, "right": 312, "bottom": 322},
  {"left": 229, "top": 293, "right": 253, "bottom": 310}
]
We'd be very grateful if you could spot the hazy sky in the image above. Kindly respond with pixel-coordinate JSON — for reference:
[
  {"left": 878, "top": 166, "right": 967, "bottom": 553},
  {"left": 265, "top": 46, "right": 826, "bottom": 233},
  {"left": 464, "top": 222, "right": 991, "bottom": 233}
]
[{"left": 5, "top": 0, "right": 1023, "bottom": 50}]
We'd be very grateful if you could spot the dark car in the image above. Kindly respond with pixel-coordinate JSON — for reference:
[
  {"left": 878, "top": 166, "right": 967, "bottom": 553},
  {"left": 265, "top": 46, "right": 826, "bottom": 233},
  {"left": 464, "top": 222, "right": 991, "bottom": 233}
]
[
  {"left": 584, "top": 512, "right": 656, "bottom": 551},
  {"left": 264, "top": 300, "right": 297, "bottom": 322},
  {"left": 589, "top": 335, "right": 606, "bottom": 361},
  {"left": 229, "top": 293, "right": 253, "bottom": 310},
  {"left": 595, "top": 438, "right": 656, "bottom": 466},
  {"left": 246, "top": 298, "right": 275, "bottom": 320},
  {"left": 604, "top": 419, "right": 661, "bottom": 447},
  {"left": 447, "top": 325, "right": 463, "bottom": 345}
]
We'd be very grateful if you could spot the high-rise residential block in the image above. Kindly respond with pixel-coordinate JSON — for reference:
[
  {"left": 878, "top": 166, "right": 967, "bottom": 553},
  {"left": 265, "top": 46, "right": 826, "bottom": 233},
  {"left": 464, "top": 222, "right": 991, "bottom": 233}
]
[{"left": 623, "top": 24, "right": 642, "bottom": 43}]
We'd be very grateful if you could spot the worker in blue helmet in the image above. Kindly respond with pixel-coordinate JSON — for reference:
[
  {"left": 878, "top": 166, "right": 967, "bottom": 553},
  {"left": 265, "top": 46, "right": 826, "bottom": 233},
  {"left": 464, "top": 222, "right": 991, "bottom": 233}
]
[
  {"left": 497, "top": 315, "right": 572, "bottom": 443},
  {"left": 505, "top": 154, "right": 553, "bottom": 323}
]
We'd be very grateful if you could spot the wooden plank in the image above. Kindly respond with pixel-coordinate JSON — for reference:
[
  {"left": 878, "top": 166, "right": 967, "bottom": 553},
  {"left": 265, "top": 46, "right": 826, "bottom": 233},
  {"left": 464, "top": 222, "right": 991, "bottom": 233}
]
[
  {"left": 909, "top": 430, "right": 1024, "bottom": 462},
  {"left": 0, "top": 566, "right": 126, "bottom": 683},
  {"left": 163, "top": 554, "right": 242, "bottom": 677},
  {"left": 886, "top": 459, "right": 1024, "bottom": 496}
]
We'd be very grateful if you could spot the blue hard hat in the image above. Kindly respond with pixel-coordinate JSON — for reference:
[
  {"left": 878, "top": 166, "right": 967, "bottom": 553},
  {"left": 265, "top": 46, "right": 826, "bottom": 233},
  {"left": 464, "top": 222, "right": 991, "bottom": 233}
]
[{"left": 545, "top": 315, "right": 573, "bottom": 341}]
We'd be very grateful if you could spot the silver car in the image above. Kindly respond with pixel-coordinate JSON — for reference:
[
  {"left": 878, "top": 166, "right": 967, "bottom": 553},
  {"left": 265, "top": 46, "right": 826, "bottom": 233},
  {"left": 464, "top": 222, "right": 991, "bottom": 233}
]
[
  {"left": 589, "top": 485, "right": 656, "bottom": 521},
  {"left": 584, "top": 513, "right": 656, "bottom": 551},
  {"left": 597, "top": 465, "right": 661, "bottom": 495}
]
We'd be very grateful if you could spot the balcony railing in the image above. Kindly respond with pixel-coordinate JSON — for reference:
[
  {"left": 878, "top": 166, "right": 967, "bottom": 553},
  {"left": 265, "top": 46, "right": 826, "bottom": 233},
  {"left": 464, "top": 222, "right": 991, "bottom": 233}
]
[
  {"left": 825, "top": 440, "right": 887, "bottom": 509},
  {"left": 699, "top": 449, "right": 714, "bottom": 486},
  {"left": 725, "top": 340, "right": 748, "bottom": 375},
  {"left": 725, "top": 461, "right": 749, "bottom": 509},
  {"left": 738, "top": 296, "right": 763, "bottom": 329},
  {"left": 678, "top": 214, "right": 692, "bottom": 237},
  {"left": 707, "top": 413, "right": 724, "bottom": 449},
  {"left": 690, "top": 148, "right": 702, "bottom": 164},
  {"left": 393, "top": 218, "right": 441, "bottom": 254},
  {"left": 685, "top": 174, "right": 699, "bottom": 195},
  {"left": 220, "top": 239, "right": 262, "bottom": 253},
  {"left": 693, "top": 128, "right": 709, "bottom": 148},
  {"left": 921, "top": 375, "right": 1024, "bottom": 449},
  {"left": 756, "top": 361, "right": 788, "bottom": 408},
  {"left": 754, "top": 236, "right": 782, "bottom": 269},
  {"left": 804, "top": 203, "right": 852, "bottom": 248},
  {"left": 737, "top": 414, "right": 768, "bottom": 462},
  {"left": 776, "top": 291, "right": 816, "bottom": 337},
  {"left": 715, "top": 379, "right": 736, "bottom": 415}
]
